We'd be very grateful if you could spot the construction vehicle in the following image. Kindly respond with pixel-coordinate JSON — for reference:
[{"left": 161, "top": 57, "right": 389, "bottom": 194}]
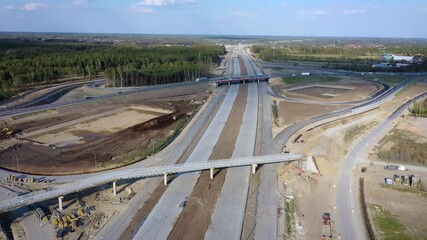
[{"left": 322, "top": 213, "right": 332, "bottom": 240}]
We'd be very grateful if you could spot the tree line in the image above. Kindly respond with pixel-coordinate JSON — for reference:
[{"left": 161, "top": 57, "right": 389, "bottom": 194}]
[
  {"left": 0, "top": 41, "right": 225, "bottom": 100},
  {"left": 251, "top": 45, "right": 427, "bottom": 72}
]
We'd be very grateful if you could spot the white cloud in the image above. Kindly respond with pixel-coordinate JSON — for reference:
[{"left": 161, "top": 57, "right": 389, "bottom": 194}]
[
  {"left": 343, "top": 9, "right": 367, "bottom": 15},
  {"left": 131, "top": 0, "right": 197, "bottom": 13},
  {"left": 135, "top": 0, "right": 197, "bottom": 7},
  {"left": 281, "top": 3, "right": 288, "bottom": 8},
  {"left": 21, "top": 3, "right": 47, "bottom": 11},
  {"left": 131, "top": 5, "right": 155, "bottom": 13},
  {"left": 299, "top": 10, "right": 326, "bottom": 18},
  {"left": 72, "top": 0, "right": 88, "bottom": 6},
  {"left": 4, "top": 4, "right": 17, "bottom": 10},
  {"left": 234, "top": 11, "right": 250, "bottom": 17}
]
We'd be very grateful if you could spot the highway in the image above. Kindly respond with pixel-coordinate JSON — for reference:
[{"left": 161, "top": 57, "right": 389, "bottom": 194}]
[
  {"left": 132, "top": 84, "right": 240, "bottom": 239},
  {"left": 336, "top": 91, "right": 427, "bottom": 240},
  {"left": 0, "top": 80, "right": 102, "bottom": 110},
  {"left": 240, "top": 46, "right": 281, "bottom": 239},
  {"left": 1, "top": 42, "right": 424, "bottom": 240},
  {"left": 0, "top": 80, "right": 199, "bottom": 120},
  {"left": 205, "top": 82, "right": 258, "bottom": 239},
  {"left": 96, "top": 85, "right": 228, "bottom": 239}
]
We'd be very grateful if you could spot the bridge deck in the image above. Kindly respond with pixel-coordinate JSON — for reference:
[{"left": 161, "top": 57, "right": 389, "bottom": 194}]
[{"left": 0, "top": 153, "right": 303, "bottom": 213}]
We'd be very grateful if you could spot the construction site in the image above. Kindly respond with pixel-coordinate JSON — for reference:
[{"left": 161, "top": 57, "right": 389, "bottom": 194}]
[{"left": 1, "top": 43, "right": 427, "bottom": 240}]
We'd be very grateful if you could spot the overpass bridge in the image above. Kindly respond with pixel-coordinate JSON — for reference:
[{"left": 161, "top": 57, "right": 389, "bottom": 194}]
[
  {"left": 209, "top": 75, "right": 270, "bottom": 87},
  {"left": 0, "top": 153, "right": 304, "bottom": 213}
]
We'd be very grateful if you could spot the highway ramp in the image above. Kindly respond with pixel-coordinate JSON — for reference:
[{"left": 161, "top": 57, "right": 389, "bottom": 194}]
[{"left": 336, "top": 92, "right": 427, "bottom": 240}]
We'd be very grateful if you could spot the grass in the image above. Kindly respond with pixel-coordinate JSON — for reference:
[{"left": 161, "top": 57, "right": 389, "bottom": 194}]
[
  {"left": 371, "top": 205, "right": 411, "bottom": 240},
  {"left": 285, "top": 200, "right": 295, "bottom": 237},
  {"left": 377, "top": 129, "right": 427, "bottom": 166},
  {"left": 120, "top": 118, "right": 189, "bottom": 165},
  {"left": 344, "top": 124, "right": 364, "bottom": 143},
  {"left": 282, "top": 75, "right": 341, "bottom": 85},
  {"left": 380, "top": 184, "right": 427, "bottom": 197},
  {"left": 271, "top": 104, "right": 278, "bottom": 120},
  {"left": 396, "top": 76, "right": 425, "bottom": 97},
  {"left": 362, "top": 75, "right": 406, "bottom": 87},
  {"left": 11, "top": 109, "right": 56, "bottom": 120},
  {"left": 344, "top": 122, "right": 377, "bottom": 143}
]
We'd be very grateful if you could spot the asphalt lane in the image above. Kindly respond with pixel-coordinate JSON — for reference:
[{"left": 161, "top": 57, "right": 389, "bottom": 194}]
[{"left": 336, "top": 92, "right": 427, "bottom": 240}]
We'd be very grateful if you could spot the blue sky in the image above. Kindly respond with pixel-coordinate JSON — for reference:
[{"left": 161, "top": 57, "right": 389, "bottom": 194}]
[{"left": 1, "top": 0, "right": 426, "bottom": 38}]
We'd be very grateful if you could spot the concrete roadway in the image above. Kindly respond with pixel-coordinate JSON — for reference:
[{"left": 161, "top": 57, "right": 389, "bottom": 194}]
[
  {"left": 336, "top": 91, "right": 427, "bottom": 240},
  {"left": 0, "top": 80, "right": 198, "bottom": 120},
  {"left": 0, "top": 80, "right": 104, "bottom": 110},
  {"left": 134, "top": 49, "right": 246, "bottom": 239},
  {"left": 132, "top": 84, "right": 240, "bottom": 240},
  {"left": 96, "top": 87, "right": 227, "bottom": 239},
  {"left": 239, "top": 47, "right": 280, "bottom": 239},
  {"left": 205, "top": 82, "right": 258, "bottom": 239},
  {"left": 253, "top": 82, "right": 279, "bottom": 239}
]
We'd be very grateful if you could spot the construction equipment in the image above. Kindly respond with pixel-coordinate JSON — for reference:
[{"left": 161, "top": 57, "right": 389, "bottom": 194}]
[{"left": 322, "top": 213, "right": 332, "bottom": 240}]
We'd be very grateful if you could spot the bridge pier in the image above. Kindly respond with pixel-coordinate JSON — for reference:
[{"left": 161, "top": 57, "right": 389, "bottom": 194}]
[
  {"left": 58, "top": 196, "right": 64, "bottom": 211},
  {"left": 210, "top": 168, "right": 214, "bottom": 179},
  {"left": 113, "top": 180, "right": 117, "bottom": 196},
  {"left": 252, "top": 164, "right": 257, "bottom": 174},
  {"left": 164, "top": 173, "right": 168, "bottom": 186}
]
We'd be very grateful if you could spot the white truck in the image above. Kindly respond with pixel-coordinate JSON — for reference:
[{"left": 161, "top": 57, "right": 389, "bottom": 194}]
[{"left": 301, "top": 72, "right": 311, "bottom": 76}]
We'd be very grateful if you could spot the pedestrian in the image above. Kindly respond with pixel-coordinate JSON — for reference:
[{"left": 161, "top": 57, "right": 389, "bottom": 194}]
[{"left": 302, "top": 213, "right": 304, "bottom": 218}]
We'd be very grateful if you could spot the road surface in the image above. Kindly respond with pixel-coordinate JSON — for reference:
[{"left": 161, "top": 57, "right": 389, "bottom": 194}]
[
  {"left": 132, "top": 85, "right": 240, "bottom": 239},
  {"left": 336, "top": 92, "right": 427, "bottom": 240},
  {"left": 205, "top": 82, "right": 258, "bottom": 239}
]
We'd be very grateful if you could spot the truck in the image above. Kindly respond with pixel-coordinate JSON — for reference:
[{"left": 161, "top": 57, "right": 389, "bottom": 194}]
[
  {"left": 301, "top": 72, "right": 311, "bottom": 76},
  {"left": 322, "top": 213, "right": 332, "bottom": 240}
]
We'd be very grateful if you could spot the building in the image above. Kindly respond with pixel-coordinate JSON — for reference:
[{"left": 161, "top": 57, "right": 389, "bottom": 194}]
[
  {"left": 381, "top": 53, "right": 414, "bottom": 62},
  {"left": 392, "top": 55, "right": 415, "bottom": 62}
]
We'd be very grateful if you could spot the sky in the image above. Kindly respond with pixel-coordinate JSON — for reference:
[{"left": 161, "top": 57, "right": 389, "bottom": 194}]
[{"left": 1, "top": 0, "right": 427, "bottom": 38}]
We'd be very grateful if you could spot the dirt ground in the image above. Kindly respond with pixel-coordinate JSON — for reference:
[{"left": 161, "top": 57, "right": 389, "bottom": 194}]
[
  {"left": 288, "top": 86, "right": 352, "bottom": 99},
  {"left": 118, "top": 85, "right": 227, "bottom": 240},
  {"left": 0, "top": 84, "right": 212, "bottom": 175},
  {"left": 396, "top": 116, "right": 427, "bottom": 137},
  {"left": 274, "top": 100, "right": 349, "bottom": 134},
  {"left": 168, "top": 82, "right": 249, "bottom": 239},
  {"left": 275, "top": 82, "right": 427, "bottom": 239},
  {"left": 31, "top": 107, "right": 167, "bottom": 147},
  {"left": 358, "top": 164, "right": 427, "bottom": 239},
  {"left": 277, "top": 110, "right": 382, "bottom": 239},
  {"left": 273, "top": 78, "right": 381, "bottom": 102},
  {"left": 239, "top": 57, "right": 248, "bottom": 76}
]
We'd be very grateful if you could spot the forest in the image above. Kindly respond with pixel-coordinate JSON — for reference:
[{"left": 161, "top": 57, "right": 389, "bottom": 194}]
[
  {"left": 251, "top": 45, "right": 427, "bottom": 72},
  {"left": 0, "top": 41, "right": 225, "bottom": 101}
]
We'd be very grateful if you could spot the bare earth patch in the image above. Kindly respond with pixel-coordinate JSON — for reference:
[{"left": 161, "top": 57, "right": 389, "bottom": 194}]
[{"left": 30, "top": 106, "right": 166, "bottom": 146}]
